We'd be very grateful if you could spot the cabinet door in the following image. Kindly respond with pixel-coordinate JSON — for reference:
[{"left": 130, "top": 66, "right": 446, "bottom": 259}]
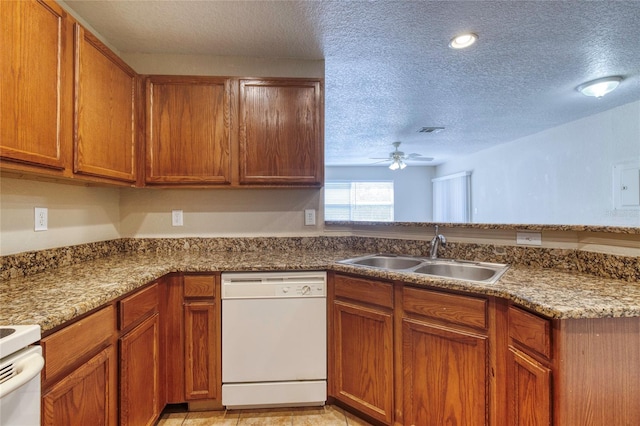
[
  {"left": 1, "top": 0, "right": 71, "bottom": 170},
  {"left": 507, "top": 348, "right": 551, "bottom": 426},
  {"left": 332, "top": 300, "right": 394, "bottom": 424},
  {"left": 239, "top": 79, "right": 323, "bottom": 186},
  {"left": 402, "top": 318, "right": 488, "bottom": 426},
  {"left": 42, "top": 345, "right": 117, "bottom": 426},
  {"left": 73, "top": 24, "right": 137, "bottom": 183},
  {"left": 120, "top": 313, "right": 160, "bottom": 426},
  {"left": 184, "top": 301, "right": 218, "bottom": 400},
  {"left": 145, "top": 76, "right": 231, "bottom": 184}
]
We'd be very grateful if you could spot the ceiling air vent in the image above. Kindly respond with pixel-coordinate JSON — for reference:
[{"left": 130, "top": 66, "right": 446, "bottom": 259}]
[{"left": 418, "top": 127, "right": 445, "bottom": 133}]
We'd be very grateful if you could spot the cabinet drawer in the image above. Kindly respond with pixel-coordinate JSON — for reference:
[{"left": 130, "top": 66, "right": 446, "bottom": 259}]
[
  {"left": 42, "top": 305, "right": 115, "bottom": 382},
  {"left": 334, "top": 274, "right": 393, "bottom": 309},
  {"left": 184, "top": 275, "right": 216, "bottom": 298},
  {"left": 508, "top": 305, "right": 551, "bottom": 358},
  {"left": 403, "top": 286, "right": 488, "bottom": 329},
  {"left": 119, "top": 282, "right": 159, "bottom": 331}
]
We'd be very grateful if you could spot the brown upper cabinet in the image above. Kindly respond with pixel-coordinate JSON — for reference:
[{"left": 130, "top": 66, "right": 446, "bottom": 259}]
[
  {"left": 145, "top": 76, "right": 233, "bottom": 185},
  {"left": 1, "top": 0, "right": 73, "bottom": 173},
  {"left": 239, "top": 79, "right": 323, "bottom": 186},
  {"left": 73, "top": 24, "right": 138, "bottom": 183},
  {"left": 144, "top": 77, "right": 324, "bottom": 187},
  {"left": 1, "top": 1, "right": 137, "bottom": 185},
  {"left": 3, "top": 2, "right": 323, "bottom": 188}
]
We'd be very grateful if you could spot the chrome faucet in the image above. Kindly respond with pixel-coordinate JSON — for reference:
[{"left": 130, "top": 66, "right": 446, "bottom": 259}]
[{"left": 429, "top": 225, "right": 446, "bottom": 259}]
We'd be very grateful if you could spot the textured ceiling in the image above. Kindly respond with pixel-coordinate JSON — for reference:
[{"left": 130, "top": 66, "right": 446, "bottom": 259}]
[{"left": 65, "top": 0, "right": 640, "bottom": 166}]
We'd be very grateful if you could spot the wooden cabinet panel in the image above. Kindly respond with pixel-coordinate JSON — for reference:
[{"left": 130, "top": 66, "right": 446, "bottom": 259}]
[
  {"left": 507, "top": 347, "right": 551, "bottom": 426},
  {"left": 334, "top": 273, "right": 393, "bottom": 309},
  {"left": 145, "top": 76, "right": 232, "bottom": 184},
  {"left": 120, "top": 313, "right": 160, "bottom": 426},
  {"left": 161, "top": 275, "right": 185, "bottom": 403},
  {"left": 73, "top": 24, "right": 137, "bottom": 183},
  {"left": 184, "top": 275, "right": 216, "bottom": 298},
  {"left": 553, "top": 317, "right": 640, "bottom": 426},
  {"left": 1, "top": 0, "right": 71, "bottom": 170},
  {"left": 332, "top": 299, "right": 394, "bottom": 424},
  {"left": 508, "top": 305, "right": 551, "bottom": 359},
  {"left": 239, "top": 79, "right": 323, "bottom": 186},
  {"left": 42, "top": 345, "right": 117, "bottom": 426},
  {"left": 402, "top": 318, "right": 488, "bottom": 426},
  {"left": 184, "top": 301, "right": 218, "bottom": 400},
  {"left": 404, "top": 286, "right": 488, "bottom": 329},
  {"left": 119, "top": 282, "right": 159, "bottom": 331},
  {"left": 41, "top": 305, "right": 115, "bottom": 383}
]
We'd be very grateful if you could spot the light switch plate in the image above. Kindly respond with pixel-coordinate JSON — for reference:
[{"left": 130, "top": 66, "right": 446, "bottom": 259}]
[{"left": 516, "top": 231, "right": 542, "bottom": 246}]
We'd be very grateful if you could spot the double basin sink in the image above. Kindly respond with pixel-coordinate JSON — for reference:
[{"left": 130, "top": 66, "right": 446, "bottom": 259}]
[{"left": 338, "top": 254, "right": 509, "bottom": 284}]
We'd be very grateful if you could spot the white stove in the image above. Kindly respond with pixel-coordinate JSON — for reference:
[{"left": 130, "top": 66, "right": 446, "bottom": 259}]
[
  {"left": 0, "top": 324, "right": 43, "bottom": 426},
  {"left": 0, "top": 325, "right": 41, "bottom": 358}
]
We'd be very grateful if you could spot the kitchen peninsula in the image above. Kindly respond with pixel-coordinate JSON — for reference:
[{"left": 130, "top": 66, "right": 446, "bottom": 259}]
[{"left": 1, "top": 233, "right": 639, "bottom": 426}]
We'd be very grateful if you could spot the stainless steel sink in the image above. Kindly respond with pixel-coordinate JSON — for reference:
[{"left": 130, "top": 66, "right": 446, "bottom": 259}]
[
  {"left": 343, "top": 255, "right": 423, "bottom": 270},
  {"left": 338, "top": 254, "right": 509, "bottom": 284},
  {"left": 413, "top": 262, "right": 502, "bottom": 282}
]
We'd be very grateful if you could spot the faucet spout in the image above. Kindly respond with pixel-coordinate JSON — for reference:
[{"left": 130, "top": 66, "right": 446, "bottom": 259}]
[{"left": 429, "top": 225, "right": 446, "bottom": 259}]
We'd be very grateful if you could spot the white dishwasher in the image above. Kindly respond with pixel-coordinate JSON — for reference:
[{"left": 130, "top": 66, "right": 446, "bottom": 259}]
[{"left": 221, "top": 271, "right": 326, "bottom": 409}]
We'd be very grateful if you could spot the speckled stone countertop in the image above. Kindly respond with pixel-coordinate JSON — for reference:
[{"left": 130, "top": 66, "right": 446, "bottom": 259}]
[
  {"left": 1, "top": 249, "right": 639, "bottom": 333},
  {"left": 325, "top": 221, "right": 640, "bottom": 234}
]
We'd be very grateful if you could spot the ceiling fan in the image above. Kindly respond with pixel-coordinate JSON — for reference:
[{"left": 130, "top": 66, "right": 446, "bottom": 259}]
[{"left": 371, "top": 141, "right": 434, "bottom": 170}]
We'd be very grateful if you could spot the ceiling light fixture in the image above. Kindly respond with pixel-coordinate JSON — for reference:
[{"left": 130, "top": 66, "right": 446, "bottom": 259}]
[
  {"left": 389, "top": 158, "right": 406, "bottom": 171},
  {"left": 576, "top": 76, "right": 623, "bottom": 98},
  {"left": 449, "top": 33, "right": 478, "bottom": 49}
]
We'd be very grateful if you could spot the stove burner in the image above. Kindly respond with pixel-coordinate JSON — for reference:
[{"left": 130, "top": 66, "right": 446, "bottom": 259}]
[{"left": 0, "top": 327, "right": 16, "bottom": 339}]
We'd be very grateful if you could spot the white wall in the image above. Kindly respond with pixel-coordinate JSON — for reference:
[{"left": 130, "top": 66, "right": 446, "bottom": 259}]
[
  {"left": 0, "top": 177, "right": 121, "bottom": 255},
  {"left": 437, "top": 100, "right": 640, "bottom": 226},
  {"left": 119, "top": 188, "right": 322, "bottom": 238},
  {"left": 325, "top": 166, "right": 435, "bottom": 222},
  {"left": 121, "top": 53, "right": 323, "bottom": 79}
]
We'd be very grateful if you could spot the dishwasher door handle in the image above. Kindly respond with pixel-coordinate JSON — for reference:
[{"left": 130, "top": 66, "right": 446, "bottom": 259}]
[{"left": 0, "top": 352, "right": 44, "bottom": 398}]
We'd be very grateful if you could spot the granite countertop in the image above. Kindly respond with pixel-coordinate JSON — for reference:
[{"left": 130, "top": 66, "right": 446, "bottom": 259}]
[{"left": 1, "top": 250, "right": 639, "bottom": 333}]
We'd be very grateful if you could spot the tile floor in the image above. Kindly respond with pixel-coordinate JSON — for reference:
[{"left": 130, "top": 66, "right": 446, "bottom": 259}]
[{"left": 156, "top": 405, "right": 373, "bottom": 426}]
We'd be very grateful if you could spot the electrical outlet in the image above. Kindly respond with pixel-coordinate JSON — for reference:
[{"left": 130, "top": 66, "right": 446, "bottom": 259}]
[
  {"left": 304, "top": 209, "right": 316, "bottom": 226},
  {"left": 516, "top": 231, "right": 542, "bottom": 246},
  {"left": 172, "top": 210, "right": 184, "bottom": 226},
  {"left": 34, "top": 207, "right": 48, "bottom": 231}
]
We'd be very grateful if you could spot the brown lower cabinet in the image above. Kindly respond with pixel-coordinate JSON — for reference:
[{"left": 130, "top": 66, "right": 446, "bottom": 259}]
[
  {"left": 41, "top": 305, "right": 118, "bottom": 426},
  {"left": 41, "top": 346, "right": 117, "bottom": 426},
  {"left": 40, "top": 270, "right": 640, "bottom": 426},
  {"left": 506, "top": 347, "right": 551, "bottom": 425},
  {"left": 401, "top": 285, "right": 491, "bottom": 426},
  {"left": 329, "top": 272, "right": 640, "bottom": 426},
  {"left": 329, "top": 273, "right": 394, "bottom": 424},
  {"left": 41, "top": 274, "right": 221, "bottom": 425},
  {"left": 119, "top": 283, "right": 161, "bottom": 426},
  {"left": 183, "top": 274, "right": 221, "bottom": 407}
]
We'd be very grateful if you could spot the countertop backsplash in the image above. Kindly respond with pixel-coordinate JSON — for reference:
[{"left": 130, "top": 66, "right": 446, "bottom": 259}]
[{"left": 2, "top": 236, "right": 638, "bottom": 282}]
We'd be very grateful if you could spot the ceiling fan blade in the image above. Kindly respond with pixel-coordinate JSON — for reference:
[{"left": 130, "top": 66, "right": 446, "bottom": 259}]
[
  {"left": 369, "top": 157, "right": 392, "bottom": 160},
  {"left": 369, "top": 159, "right": 391, "bottom": 164},
  {"left": 407, "top": 157, "right": 434, "bottom": 162}
]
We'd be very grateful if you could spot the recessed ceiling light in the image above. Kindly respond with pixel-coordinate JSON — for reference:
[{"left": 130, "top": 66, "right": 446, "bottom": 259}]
[
  {"left": 576, "top": 76, "right": 623, "bottom": 98},
  {"left": 449, "top": 33, "right": 478, "bottom": 49}
]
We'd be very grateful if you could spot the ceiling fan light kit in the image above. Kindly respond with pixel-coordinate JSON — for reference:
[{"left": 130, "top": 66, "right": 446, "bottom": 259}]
[
  {"left": 370, "top": 141, "right": 433, "bottom": 170},
  {"left": 389, "top": 159, "right": 406, "bottom": 170}
]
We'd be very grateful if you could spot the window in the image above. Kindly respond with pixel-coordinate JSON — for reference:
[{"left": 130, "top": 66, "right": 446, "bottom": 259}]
[
  {"left": 325, "top": 181, "right": 394, "bottom": 221},
  {"left": 432, "top": 171, "right": 471, "bottom": 222}
]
